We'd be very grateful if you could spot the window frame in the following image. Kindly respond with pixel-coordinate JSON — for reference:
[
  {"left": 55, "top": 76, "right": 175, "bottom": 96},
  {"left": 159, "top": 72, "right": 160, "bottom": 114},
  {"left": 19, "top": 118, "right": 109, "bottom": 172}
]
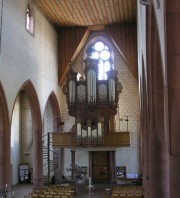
[
  {"left": 90, "top": 40, "right": 113, "bottom": 80},
  {"left": 25, "top": 0, "right": 35, "bottom": 37}
]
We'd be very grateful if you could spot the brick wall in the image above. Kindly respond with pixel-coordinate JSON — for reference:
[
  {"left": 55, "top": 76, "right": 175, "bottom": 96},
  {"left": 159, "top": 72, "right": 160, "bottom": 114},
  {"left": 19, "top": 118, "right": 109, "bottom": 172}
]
[
  {"left": 20, "top": 91, "right": 33, "bottom": 167},
  {"left": 43, "top": 101, "right": 54, "bottom": 136}
]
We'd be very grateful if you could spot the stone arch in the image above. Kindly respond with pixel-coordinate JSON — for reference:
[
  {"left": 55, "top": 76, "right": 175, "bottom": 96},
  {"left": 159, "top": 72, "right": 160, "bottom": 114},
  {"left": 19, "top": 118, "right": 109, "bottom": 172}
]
[
  {"left": 19, "top": 80, "right": 43, "bottom": 189},
  {"left": 0, "top": 82, "right": 10, "bottom": 189},
  {"left": 46, "top": 91, "right": 61, "bottom": 132},
  {"left": 43, "top": 91, "right": 61, "bottom": 184}
]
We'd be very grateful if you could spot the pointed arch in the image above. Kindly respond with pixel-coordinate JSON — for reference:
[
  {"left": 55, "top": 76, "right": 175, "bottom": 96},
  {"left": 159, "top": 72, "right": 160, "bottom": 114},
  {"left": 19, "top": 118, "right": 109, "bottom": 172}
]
[
  {"left": 46, "top": 91, "right": 61, "bottom": 132},
  {"left": 0, "top": 81, "right": 10, "bottom": 189},
  {"left": 20, "top": 80, "right": 43, "bottom": 189},
  {"left": 47, "top": 91, "right": 60, "bottom": 118}
]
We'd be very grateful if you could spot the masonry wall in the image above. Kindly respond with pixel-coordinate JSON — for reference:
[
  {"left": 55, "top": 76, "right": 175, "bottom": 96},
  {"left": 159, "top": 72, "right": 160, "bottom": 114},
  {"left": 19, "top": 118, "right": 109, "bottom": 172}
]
[{"left": 20, "top": 91, "right": 33, "bottom": 167}]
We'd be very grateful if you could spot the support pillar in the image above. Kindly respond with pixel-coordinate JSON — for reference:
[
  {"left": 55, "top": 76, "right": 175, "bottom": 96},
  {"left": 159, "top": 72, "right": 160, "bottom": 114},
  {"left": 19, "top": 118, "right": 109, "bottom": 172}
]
[
  {"left": 71, "top": 150, "right": 77, "bottom": 193},
  {"left": 110, "top": 151, "right": 116, "bottom": 183},
  {"left": 33, "top": 129, "right": 43, "bottom": 189},
  {"left": 89, "top": 152, "right": 92, "bottom": 181},
  {"left": 166, "top": 1, "right": 180, "bottom": 197},
  {"left": 71, "top": 150, "right": 76, "bottom": 182},
  {"left": 141, "top": 4, "right": 169, "bottom": 197}
]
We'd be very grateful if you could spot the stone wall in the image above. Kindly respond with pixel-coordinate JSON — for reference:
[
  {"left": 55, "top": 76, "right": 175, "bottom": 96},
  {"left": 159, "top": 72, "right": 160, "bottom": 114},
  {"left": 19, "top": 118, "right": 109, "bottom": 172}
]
[{"left": 20, "top": 91, "right": 33, "bottom": 167}]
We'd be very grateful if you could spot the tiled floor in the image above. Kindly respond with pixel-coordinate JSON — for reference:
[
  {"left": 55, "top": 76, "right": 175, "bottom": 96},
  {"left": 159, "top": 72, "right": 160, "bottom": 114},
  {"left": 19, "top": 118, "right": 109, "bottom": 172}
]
[
  {"left": 11, "top": 183, "right": 33, "bottom": 198},
  {"left": 11, "top": 183, "right": 112, "bottom": 198}
]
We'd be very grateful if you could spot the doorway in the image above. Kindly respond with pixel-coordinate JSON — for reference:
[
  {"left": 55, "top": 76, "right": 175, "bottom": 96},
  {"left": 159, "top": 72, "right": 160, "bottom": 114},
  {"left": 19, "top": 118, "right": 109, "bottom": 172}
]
[{"left": 92, "top": 151, "right": 110, "bottom": 183}]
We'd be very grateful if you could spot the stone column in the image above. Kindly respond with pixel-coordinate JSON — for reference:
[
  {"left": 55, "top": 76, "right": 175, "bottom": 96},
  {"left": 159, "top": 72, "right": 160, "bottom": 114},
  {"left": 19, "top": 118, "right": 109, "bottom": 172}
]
[
  {"left": 140, "top": 61, "right": 150, "bottom": 198},
  {"left": 54, "top": 147, "right": 63, "bottom": 183},
  {"left": 71, "top": 150, "right": 76, "bottom": 182},
  {"left": 110, "top": 151, "right": 116, "bottom": 183},
  {"left": 0, "top": 91, "right": 10, "bottom": 190},
  {"left": 33, "top": 129, "right": 43, "bottom": 189},
  {"left": 166, "top": 1, "right": 180, "bottom": 197},
  {"left": 0, "top": 129, "right": 10, "bottom": 190},
  {"left": 141, "top": 5, "right": 169, "bottom": 198},
  {"left": 71, "top": 150, "right": 77, "bottom": 193},
  {"left": 88, "top": 151, "right": 92, "bottom": 184}
]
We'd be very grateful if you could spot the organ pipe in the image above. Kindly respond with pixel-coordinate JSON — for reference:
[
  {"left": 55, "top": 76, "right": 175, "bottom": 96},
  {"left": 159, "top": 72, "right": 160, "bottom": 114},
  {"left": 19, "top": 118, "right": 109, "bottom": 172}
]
[
  {"left": 69, "top": 80, "right": 75, "bottom": 104},
  {"left": 109, "top": 79, "right": 115, "bottom": 103},
  {"left": 87, "top": 69, "right": 96, "bottom": 103}
]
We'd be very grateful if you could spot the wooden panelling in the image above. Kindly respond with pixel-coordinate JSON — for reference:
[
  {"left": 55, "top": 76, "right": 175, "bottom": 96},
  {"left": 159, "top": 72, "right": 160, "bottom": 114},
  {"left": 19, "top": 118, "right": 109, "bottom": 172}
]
[
  {"left": 33, "top": 1, "right": 137, "bottom": 84},
  {"left": 33, "top": 0, "right": 136, "bottom": 27},
  {"left": 106, "top": 24, "right": 138, "bottom": 80},
  {"left": 58, "top": 27, "right": 88, "bottom": 85},
  {"left": 104, "top": 132, "right": 130, "bottom": 147},
  {"left": 52, "top": 132, "right": 130, "bottom": 148},
  {"left": 52, "top": 132, "right": 78, "bottom": 147},
  {"left": 92, "top": 151, "right": 110, "bottom": 183},
  {"left": 58, "top": 24, "right": 138, "bottom": 85}
]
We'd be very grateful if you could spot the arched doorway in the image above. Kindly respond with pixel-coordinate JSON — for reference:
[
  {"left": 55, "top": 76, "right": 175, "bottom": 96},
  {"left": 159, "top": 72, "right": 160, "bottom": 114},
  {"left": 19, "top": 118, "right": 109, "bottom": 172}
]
[
  {"left": 42, "top": 91, "right": 61, "bottom": 184},
  {"left": 10, "top": 80, "right": 43, "bottom": 189}
]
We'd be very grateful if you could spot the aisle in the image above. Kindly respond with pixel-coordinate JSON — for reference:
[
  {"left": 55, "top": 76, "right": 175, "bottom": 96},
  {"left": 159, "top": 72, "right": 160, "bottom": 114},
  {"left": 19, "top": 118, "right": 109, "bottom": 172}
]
[
  {"left": 11, "top": 183, "right": 33, "bottom": 198},
  {"left": 75, "top": 183, "right": 112, "bottom": 198}
]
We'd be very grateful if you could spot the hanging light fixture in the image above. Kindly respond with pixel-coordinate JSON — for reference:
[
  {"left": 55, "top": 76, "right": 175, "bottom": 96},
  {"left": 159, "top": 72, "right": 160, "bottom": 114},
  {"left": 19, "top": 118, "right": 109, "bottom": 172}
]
[
  {"left": 140, "top": 0, "right": 160, "bottom": 9},
  {"left": 139, "top": 0, "right": 151, "bottom": 6}
]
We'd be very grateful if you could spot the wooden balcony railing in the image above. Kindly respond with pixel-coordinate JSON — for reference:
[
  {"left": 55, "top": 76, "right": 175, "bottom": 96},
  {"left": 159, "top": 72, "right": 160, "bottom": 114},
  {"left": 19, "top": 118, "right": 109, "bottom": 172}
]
[{"left": 52, "top": 132, "right": 130, "bottom": 148}]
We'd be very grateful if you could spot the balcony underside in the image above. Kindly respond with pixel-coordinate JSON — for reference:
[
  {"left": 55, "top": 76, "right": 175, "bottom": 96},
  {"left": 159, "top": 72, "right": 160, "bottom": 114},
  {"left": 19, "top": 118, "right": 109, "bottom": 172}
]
[{"left": 52, "top": 132, "right": 130, "bottom": 148}]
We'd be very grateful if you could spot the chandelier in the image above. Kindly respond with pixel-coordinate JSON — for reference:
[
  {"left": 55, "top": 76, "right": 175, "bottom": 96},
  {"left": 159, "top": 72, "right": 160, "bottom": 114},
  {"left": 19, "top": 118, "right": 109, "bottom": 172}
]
[{"left": 63, "top": 45, "right": 122, "bottom": 146}]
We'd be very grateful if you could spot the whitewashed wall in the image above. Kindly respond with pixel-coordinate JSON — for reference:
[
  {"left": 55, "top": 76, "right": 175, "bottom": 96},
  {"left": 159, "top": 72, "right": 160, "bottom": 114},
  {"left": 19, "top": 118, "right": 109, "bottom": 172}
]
[
  {"left": 0, "top": 0, "right": 61, "bottom": 185},
  {"left": 0, "top": 0, "right": 60, "bottom": 119}
]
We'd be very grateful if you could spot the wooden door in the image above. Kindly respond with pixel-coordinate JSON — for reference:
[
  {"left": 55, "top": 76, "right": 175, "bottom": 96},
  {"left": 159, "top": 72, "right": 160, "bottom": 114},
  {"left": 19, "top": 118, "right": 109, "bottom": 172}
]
[{"left": 92, "top": 151, "right": 110, "bottom": 183}]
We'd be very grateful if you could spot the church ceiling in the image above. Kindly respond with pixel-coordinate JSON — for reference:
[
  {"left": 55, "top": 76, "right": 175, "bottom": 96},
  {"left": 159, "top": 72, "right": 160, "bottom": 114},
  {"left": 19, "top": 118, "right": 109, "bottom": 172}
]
[
  {"left": 32, "top": 0, "right": 137, "bottom": 85},
  {"left": 33, "top": 0, "right": 136, "bottom": 27}
]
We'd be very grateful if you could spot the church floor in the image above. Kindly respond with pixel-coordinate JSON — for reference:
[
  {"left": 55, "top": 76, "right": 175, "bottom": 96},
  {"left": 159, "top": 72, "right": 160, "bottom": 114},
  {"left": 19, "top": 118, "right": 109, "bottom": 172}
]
[{"left": 11, "top": 183, "right": 112, "bottom": 198}]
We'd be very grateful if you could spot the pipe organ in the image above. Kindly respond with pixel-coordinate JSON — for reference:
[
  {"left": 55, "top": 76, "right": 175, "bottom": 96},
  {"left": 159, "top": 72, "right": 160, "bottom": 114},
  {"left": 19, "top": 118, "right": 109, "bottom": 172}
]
[{"left": 63, "top": 52, "right": 122, "bottom": 146}]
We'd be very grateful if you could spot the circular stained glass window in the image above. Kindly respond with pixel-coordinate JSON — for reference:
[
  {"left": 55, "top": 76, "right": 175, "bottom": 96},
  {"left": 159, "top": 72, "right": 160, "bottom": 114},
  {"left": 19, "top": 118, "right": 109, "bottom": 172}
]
[
  {"left": 94, "top": 41, "right": 104, "bottom": 51},
  {"left": 100, "top": 50, "right": 110, "bottom": 60}
]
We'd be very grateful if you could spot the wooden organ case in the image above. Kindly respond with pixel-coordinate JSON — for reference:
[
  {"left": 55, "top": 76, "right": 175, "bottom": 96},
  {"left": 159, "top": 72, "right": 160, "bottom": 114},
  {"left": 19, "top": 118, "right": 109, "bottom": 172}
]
[{"left": 62, "top": 50, "right": 123, "bottom": 146}]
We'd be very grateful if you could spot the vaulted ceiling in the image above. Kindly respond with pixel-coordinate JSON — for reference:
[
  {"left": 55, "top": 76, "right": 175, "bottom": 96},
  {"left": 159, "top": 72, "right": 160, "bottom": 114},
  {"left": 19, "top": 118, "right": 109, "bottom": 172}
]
[{"left": 32, "top": 0, "right": 137, "bottom": 85}]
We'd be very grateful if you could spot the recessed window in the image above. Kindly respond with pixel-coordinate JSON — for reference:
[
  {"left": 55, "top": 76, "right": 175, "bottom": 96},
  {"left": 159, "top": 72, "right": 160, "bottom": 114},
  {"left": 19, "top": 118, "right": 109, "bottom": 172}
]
[
  {"left": 26, "top": 1, "right": 34, "bottom": 36},
  {"left": 91, "top": 41, "right": 112, "bottom": 80}
]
